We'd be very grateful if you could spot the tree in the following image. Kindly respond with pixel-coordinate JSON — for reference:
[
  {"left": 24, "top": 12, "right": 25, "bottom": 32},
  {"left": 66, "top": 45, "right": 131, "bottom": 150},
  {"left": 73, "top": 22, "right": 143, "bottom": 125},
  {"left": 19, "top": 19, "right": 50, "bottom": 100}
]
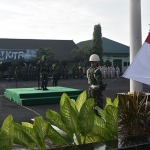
[
  {"left": 104, "top": 60, "right": 112, "bottom": 67},
  {"left": 71, "top": 44, "right": 91, "bottom": 67},
  {"left": 31, "top": 47, "right": 54, "bottom": 64},
  {"left": 91, "top": 24, "right": 103, "bottom": 65}
]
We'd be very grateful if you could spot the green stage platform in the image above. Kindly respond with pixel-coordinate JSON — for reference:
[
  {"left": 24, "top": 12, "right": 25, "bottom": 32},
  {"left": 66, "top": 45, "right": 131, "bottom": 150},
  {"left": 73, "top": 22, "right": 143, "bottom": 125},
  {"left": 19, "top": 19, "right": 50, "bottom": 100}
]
[{"left": 4, "top": 86, "right": 83, "bottom": 106}]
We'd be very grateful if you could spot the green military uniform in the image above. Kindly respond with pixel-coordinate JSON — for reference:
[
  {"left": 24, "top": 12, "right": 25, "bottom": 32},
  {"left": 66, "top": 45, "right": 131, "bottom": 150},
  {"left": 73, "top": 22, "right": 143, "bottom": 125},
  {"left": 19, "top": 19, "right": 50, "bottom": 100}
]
[
  {"left": 52, "top": 65, "right": 59, "bottom": 86},
  {"left": 7, "top": 67, "right": 12, "bottom": 82},
  {"left": 15, "top": 67, "right": 20, "bottom": 81},
  {"left": 37, "top": 55, "right": 50, "bottom": 90},
  {"left": 72, "top": 66, "right": 76, "bottom": 79},
  {"left": 87, "top": 66, "right": 106, "bottom": 109}
]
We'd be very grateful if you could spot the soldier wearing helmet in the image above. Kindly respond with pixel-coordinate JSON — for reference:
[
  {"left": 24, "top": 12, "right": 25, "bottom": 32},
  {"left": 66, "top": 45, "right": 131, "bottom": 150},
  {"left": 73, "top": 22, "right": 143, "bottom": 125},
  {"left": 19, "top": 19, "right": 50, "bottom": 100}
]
[{"left": 87, "top": 54, "right": 107, "bottom": 110}]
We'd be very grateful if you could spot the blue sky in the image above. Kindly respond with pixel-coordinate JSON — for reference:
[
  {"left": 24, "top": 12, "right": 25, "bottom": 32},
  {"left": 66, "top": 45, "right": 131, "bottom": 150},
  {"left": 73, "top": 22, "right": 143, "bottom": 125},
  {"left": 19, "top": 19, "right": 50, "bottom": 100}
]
[{"left": 0, "top": 0, "right": 149, "bottom": 45}]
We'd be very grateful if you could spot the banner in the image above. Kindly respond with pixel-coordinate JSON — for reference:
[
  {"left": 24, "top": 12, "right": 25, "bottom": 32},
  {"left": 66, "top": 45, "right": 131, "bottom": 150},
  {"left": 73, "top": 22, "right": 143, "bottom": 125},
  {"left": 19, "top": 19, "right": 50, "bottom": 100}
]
[{"left": 0, "top": 49, "right": 38, "bottom": 62}]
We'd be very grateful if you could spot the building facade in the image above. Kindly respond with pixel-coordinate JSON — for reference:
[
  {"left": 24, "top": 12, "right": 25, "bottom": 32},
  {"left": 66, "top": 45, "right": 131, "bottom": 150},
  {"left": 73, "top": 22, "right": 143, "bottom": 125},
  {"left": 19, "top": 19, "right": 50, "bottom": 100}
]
[{"left": 77, "top": 37, "right": 129, "bottom": 73}]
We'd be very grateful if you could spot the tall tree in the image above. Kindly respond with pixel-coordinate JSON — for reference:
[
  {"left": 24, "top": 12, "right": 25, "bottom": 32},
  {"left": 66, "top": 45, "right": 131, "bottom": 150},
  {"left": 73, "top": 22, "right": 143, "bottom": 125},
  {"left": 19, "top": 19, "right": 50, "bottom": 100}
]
[{"left": 91, "top": 24, "right": 103, "bottom": 64}]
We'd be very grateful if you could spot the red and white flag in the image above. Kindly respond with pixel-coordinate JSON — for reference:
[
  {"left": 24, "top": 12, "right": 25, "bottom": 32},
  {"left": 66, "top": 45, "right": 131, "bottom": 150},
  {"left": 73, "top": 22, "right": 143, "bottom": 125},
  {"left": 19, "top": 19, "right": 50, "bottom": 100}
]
[{"left": 123, "top": 33, "right": 150, "bottom": 85}]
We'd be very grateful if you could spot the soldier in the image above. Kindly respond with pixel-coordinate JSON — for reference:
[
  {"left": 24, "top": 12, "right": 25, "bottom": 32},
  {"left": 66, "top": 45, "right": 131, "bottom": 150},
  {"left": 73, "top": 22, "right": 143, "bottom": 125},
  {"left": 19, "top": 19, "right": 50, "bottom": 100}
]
[
  {"left": 116, "top": 66, "right": 120, "bottom": 78},
  {"left": 7, "top": 67, "right": 12, "bottom": 82},
  {"left": 110, "top": 66, "right": 113, "bottom": 78},
  {"left": 65, "top": 66, "right": 68, "bottom": 79},
  {"left": 72, "top": 66, "right": 76, "bottom": 79},
  {"left": 22, "top": 66, "right": 26, "bottom": 80},
  {"left": 79, "top": 66, "right": 83, "bottom": 79},
  {"left": 61, "top": 67, "right": 65, "bottom": 79},
  {"left": 107, "top": 66, "right": 110, "bottom": 78},
  {"left": 112, "top": 66, "right": 116, "bottom": 77},
  {"left": 28, "top": 63, "right": 33, "bottom": 80},
  {"left": 87, "top": 54, "right": 107, "bottom": 110},
  {"left": 52, "top": 64, "right": 59, "bottom": 86},
  {"left": 32, "top": 66, "right": 37, "bottom": 80},
  {"left": 37, "top": 55, "right": 50, "bottom": 90},
  {"left": 76, "top": 66, "right": 79, "bottom": 78},
  {"left": 15, "top": 67, "right": 19, "bottom": 81},
  {"left": 102, "top": 65, "right": 107, "bottom": 78}
]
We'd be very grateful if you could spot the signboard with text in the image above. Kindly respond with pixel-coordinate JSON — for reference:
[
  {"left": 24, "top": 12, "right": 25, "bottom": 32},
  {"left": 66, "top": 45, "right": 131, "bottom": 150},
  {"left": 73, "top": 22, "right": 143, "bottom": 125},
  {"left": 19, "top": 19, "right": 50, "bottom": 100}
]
[{"left": 0, "top": 49, "right": 38, "bottom": 62}]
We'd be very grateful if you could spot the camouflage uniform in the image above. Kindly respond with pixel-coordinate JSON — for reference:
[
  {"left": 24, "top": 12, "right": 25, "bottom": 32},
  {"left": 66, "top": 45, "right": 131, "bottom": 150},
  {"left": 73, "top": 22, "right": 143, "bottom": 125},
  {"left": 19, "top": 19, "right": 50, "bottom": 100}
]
[
  {"left": 7, "top": 67, "right": 12, "bottom": 82},
  {"left": 52, "top": 66, "right": 59, "bottom": 86},
  {"left": 72, "top": 66, "right": 76, "bottom": 79},
  {"left": 87, "top": 66, "right": 106, "bottom": 109},
  {"left": 79, "top": 67, "right": 83, "bottom": 79},
  {"left": 65, "top": 66, "right": 68, "bottom": 79},
  {"left": 15, "top": 67, "right": 19, "bottom": 81},
  {"left": 37, "top": 58, "right": 50, "bottom": 90}
]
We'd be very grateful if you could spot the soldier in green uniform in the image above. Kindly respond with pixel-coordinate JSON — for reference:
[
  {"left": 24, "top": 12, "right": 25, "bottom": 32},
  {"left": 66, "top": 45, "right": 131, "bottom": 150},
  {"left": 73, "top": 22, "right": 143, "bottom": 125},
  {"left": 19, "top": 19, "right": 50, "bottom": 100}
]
[
  {"left": 15, "top": 67, "right": 19, "bottom": 81},
  {"left": 87, "top": 54, "right": 107, "bottom": 109},
  {"left": 7, "top": 67, "right": 12, "bottom": 82},
  {"left": 72, "top": 66, "right": 76, "bottom": 79},
  {"left": 37, "top": 55, "right": 50, "bottom": 90},
  {"left": 52, "top": 64, "right": 59, "bottom": 86}
]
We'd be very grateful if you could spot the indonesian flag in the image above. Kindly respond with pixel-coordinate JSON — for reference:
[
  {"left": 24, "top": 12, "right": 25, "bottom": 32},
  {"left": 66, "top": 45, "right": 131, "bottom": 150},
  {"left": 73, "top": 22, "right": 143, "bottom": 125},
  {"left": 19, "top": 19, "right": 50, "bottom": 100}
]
[{"left": 123, "top": 33, "right": 150, "bottom": 85}]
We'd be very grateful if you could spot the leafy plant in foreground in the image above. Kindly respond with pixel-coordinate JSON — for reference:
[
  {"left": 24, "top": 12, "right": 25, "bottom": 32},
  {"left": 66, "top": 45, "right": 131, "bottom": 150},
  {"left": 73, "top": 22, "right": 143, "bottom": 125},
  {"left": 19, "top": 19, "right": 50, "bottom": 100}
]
[
  {"left": 0, "top": 91, "right": 119, "bottom": 149},
  {"left": 46, "top": 91, "right": 119, "bottom": 145},
  {"left": 0, "top": 115, "right": 14, "bottom": 150}
]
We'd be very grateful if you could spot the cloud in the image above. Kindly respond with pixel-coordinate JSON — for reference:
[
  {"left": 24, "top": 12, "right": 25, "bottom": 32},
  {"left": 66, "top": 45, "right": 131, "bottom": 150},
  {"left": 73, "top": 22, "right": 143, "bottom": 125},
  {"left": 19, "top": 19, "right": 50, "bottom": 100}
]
[{"left": 0, "top": 0, "right": 149, "bottom": 45}]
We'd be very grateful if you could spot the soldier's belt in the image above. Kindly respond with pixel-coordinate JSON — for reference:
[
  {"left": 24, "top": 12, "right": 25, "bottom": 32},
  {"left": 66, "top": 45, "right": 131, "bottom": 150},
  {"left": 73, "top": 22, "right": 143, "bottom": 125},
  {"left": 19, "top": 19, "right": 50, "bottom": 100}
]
[{"left": 90, "top": 85, "right": 99, "bottom": 90}]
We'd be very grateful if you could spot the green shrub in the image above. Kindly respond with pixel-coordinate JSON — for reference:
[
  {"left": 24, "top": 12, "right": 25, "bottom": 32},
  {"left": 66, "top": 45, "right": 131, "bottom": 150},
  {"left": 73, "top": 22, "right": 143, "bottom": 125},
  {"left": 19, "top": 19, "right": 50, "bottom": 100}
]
[{"left": 0, "top": 91, "right": 119, "bottom": 150}]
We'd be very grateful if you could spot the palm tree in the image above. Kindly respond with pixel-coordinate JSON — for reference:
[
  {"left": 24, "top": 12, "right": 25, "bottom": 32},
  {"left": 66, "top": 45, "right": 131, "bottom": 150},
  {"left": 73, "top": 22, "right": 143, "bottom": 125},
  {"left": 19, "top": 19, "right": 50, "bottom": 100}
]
[{"left": 31, "top": 47, "right": 54, "bottom": 64}]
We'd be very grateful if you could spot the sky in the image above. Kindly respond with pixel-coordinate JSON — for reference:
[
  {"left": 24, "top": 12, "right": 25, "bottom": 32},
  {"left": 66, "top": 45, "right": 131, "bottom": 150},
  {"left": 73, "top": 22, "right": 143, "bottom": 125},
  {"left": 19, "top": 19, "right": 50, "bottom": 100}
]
[{"left": 0, "top": 0, "right": 150, "bottom": 46}]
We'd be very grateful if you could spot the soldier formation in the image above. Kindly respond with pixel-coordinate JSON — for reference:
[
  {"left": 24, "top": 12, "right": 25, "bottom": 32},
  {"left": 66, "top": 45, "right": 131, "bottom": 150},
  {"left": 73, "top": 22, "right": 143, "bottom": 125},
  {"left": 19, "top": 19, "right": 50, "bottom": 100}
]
[
  {"left": 99, "top": 65, "right": 120, "bottom": 78},
  {"left": 72, "top": 66, "right": 84, "bottom": 79}
]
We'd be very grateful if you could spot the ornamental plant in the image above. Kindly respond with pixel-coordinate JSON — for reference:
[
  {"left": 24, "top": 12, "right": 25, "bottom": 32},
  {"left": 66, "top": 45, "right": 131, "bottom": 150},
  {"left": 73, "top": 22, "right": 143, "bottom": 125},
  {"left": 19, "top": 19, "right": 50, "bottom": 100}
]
[
  {"left": 46, "top": 91, "right": 119, "bottom": 144},
  {"left": 0, "top": 91, "right": 119, "bottom": 150},
  {"left": 118, "top": 93, "right": 150, "bottom": 138}
]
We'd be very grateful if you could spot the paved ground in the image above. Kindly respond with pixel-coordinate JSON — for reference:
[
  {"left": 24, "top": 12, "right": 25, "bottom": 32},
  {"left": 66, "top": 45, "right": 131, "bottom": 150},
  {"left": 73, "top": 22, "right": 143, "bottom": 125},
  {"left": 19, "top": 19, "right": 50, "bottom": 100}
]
[{"left": 0, "top": 77, "right": 150, "bottom": 126}]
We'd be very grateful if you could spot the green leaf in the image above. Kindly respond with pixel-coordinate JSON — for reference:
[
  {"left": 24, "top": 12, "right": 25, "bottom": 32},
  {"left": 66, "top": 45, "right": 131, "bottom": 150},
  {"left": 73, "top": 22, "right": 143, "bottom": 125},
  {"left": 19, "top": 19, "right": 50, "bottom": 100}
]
[
  {"left": 105, "top": 105, "right": 119, "bottom": 138},
  {"left": 83, "top": 134, "right": 103, "bottom": 143},
  {"left": 20, "top": 123, "right": 41, "bottom": 149},
  {"left": 33, "top": 116, "right": 49, "bottom": 149},
  {"left": 0, "top": 115, "right": 14, "bottom": 150},
  {"left": 47, "top": 125, "right": 68, "bottom": 146},
  {"left": 69, "top": 98, "right": 79, "bottom": 115},
  {"left": 60, "top": 93, "right": 68, "bottom": 108},
  {"left": 113, "top": 96, "right": 119, "bottom": 107},
  {"left": 60, "top": 93, "right": 78, "bottom": 115},
  {"left": 105, "top": 97, "right": 113, "bottom": 108},
  {"left": 13, "top": 123, "right": 35, "bottom": 150},
  {"left": 78, "top": 98, "right": 95, "bottom": 136},
  {"left": 76, "top": 91, "right": 87, "bottom": 112},
  {"left": 46, "top": 109, "right": 73, "bottom": 141},
  {"left": 95, "top": 106, "right": 105, "bottom": 119},
  {"left": 20, "top": 117, "right": 49, "bottom": 149},
  {"left": 60, "top": 94, "right": 80, "bottom": 144},
  {"left": 91, "top": 125, "right": 112, "bottom": 140},
  {"left": 22, "top": 122, "right": 33, "bottom": 128},
  {"left": 94, "top": 115, "right": 105, "bottom": 128},
  {"left": 60, "top": 95, "right": 78, "bottom": 134}
]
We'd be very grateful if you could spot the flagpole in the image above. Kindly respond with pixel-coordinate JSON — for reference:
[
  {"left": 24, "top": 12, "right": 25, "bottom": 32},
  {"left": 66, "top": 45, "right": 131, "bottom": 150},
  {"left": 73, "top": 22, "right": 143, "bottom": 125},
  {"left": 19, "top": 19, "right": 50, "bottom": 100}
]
[{"left": 130, "top": 0, "right": 143, "bottom": 92}]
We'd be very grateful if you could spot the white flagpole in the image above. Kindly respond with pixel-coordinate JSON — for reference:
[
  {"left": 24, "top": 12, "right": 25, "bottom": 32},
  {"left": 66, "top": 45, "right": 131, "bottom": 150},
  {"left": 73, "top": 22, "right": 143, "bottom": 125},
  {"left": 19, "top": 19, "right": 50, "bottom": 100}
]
[{"left": 130, "top": 0, "right": 143, "bottom": 92}]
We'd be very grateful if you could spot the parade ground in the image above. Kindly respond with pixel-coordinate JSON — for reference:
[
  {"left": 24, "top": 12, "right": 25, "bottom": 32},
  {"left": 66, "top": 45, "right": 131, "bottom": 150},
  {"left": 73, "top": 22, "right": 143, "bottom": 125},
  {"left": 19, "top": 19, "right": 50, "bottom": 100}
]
[{"left": 0, "top": 77, "right": 150, "bottom": 126}]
